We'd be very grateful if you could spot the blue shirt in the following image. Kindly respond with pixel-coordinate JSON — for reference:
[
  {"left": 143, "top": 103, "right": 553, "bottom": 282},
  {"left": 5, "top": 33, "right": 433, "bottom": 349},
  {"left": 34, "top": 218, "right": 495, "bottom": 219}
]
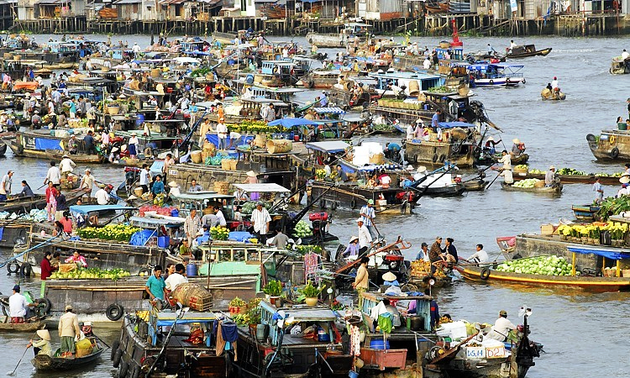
[
  {"left": 152, "top": 181, "right": 165, "bottom": 194},
  {"left": 146, "top": 275, "right": 165, "bottom": 299},
  {"left": 431, "top": 113, "right": 439, "bottom": 127},
  {"left": 360, "top": 205, "right": 375, "bottom": 226}
]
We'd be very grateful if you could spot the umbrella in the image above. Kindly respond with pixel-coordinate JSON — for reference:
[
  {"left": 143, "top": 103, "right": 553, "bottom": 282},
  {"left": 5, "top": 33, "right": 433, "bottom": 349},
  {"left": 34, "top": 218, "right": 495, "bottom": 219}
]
[{"left": 267, "top": 118, "right": 320, "bottom": 128}]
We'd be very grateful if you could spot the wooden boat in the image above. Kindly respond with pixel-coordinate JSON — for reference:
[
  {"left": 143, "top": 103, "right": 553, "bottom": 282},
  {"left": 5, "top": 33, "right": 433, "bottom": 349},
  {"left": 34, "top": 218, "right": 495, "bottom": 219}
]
[
  {"left": 0, "top": 189, "right": 84, "bottom": 214},
  {"left": 458, "top": 264, "right": 630, "bottom": 292},
  {"left": 476, "top": 152, "right": 529, "bottom": 166},
  {"left": 3, "top": 131, "right": 105, "bottom": 164},
  {"left": 0, "top": 319, "right": 45, "bottom": 331},
  {"left": 301, "top": 69, "right": 340, "bottom": 89},
  {"left": 610, "top": 56, "right": 630, "bottom": 75},
  {"left": 0, "top": 142, "right": 6, "bottom": 156},
  {"left": 506, "top": 44, "right": 552, "bottom": 58},
  {"left": 501, "top": 182, "right": 562, "bottom": 194},
  {"left": 32, "top": 337, "right": 104, "bottom": 371},
  {"left": 462, "top": 178, "right": 487, "bottom": 191},
  {"left": 586, "top": 130, "right": 630, "bottom": 161},
  {"left": 235, "top": 300, "right": 354, "bottom": 378},
  {"left": 541, "top": 87, "right": 566, "bottom": 100},
  {"left": 307, "top": 23, "right": 372, "bottom": 48},
  {"left": 405, "top": 121, "right": 478, "bottom": 168},
  {"left": 572, "top": 204, "right": 600, "bottom": 221},
  {"left": 513, "top": 171, "right": 621, "bottom": 185}
]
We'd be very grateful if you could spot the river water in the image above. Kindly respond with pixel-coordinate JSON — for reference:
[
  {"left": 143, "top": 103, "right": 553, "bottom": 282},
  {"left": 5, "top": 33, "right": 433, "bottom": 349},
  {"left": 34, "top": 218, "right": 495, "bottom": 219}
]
[{"left": 0, "top": 34, "right": 628, "bottom": 377}]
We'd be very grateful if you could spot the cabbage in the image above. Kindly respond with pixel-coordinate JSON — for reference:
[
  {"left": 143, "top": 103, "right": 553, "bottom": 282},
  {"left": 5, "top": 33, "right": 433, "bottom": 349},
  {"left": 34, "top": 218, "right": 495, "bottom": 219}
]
[{"left": 495, "top": 255, "right": 572, "bottom": 276}]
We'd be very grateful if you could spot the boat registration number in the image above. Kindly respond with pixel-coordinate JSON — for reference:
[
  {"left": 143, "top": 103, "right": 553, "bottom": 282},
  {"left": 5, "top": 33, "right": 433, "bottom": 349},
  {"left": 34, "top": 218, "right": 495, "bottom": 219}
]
[
  {"left": 465, "top": 347, "right": 484, "bottom": 359},
  {"left": 485, "top": 346, "right": 507, "bottom": 358}
]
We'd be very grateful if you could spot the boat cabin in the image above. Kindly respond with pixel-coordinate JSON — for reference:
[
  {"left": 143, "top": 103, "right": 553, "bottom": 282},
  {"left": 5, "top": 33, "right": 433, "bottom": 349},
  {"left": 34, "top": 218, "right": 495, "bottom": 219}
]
[
  {"left": 369, "top": 71, "right": 444, "bottom": 97},
  {"left": 260, "top": 60, "right": 296, "bottom": 76},
  {"left": 239, "top": 98, "right": 290, "bottom": 119},
  {"left": 343, "top": 22, "right": 372, "bottom": 37},
  {"left": 467, "top": 63, "right": 525, "bottom": 87},
  {"left": 405, "top": 121, "right": 477, "bottom": 168}
]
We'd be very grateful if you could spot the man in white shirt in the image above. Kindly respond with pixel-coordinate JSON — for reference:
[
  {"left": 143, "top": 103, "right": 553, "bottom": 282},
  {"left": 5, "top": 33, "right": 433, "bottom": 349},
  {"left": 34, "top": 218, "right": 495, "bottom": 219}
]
[
  {"left": 9, "top": 285, "right": 31, "bottom": 322},
  {"left": 215, "top": 207, "right": 227, "bottom": 227},
  {"left": 139, "top": 164, "right": 151, "bottom": 193},
  {"left": 251, "top": 201, "right": 271, "bottom": 238},
  {"left": 469, "top": 244, "right": 489, "bottom": 264},
  {"left": 80, "top": 168, "right": 95, "bottom": 194},
  {"left": 551, "top": 76, "right": 558, "bottom": 89},
  {"left": 486, "top": 310, "right": 516, "bottom": 341},
  {"left": 95, "top": 184, "right": 113, "bottom": 205},
  {"left": 59, "top": 154, "right": 76, "bottom": 177},
  {"left": 357, "top": 218, "right": 372, "bottom": 253},
  {"left": 165, "top": 263, "right": 189, "bottom": 291},
  {"left": 216, "top": 121, "right": 228, "bottom": 150},
  {"left": 623, "top": 49, "right": 630, "bottom": 60},
  {"left": 359, "top": 200, "right": 377, "bottom": 238},
  {"left": 0, "top": 170, "right": 13, "bottom": 201},
  {"left": 498, "top": 150, "right": 513, "bottom": 184},
  {"left": 44, "top": 161, "right": 61, "bottom": 186}
]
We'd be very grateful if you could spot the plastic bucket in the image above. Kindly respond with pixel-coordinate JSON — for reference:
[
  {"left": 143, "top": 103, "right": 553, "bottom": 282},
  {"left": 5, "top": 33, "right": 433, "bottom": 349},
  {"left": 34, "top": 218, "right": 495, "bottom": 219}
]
[
  {"left": 186, "top": 263, "right": 198, "bottom": 277},
  {"left": 157, "top": 236, "right": 170, "bottom": 248},
  {"left": 170, "top": 209, "right": 179, "bottom": 217}
]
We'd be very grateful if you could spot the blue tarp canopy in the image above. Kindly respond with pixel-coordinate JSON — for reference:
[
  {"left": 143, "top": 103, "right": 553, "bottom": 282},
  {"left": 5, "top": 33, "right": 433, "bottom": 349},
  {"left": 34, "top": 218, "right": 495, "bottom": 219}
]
[
  {"left": 35, "top": 138, "right": 62, "bottom": 151},
  {"left": 567, "top": 246, "right": 630, "bottom": 261},
  {"left": 70, "top": 205, "right": 136, "bottom": 214},
  {"left": 267, "top": 118, "right": 319, "bottom": 128},
  {"left": 437, "top": 121, "right": 476, "bottom": 129}
]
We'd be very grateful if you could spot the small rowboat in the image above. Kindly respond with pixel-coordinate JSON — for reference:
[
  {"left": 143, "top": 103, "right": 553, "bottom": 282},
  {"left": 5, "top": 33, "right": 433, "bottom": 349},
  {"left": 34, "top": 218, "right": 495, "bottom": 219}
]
[
  {"left": 0, "top": 319, "right": 45, "bottom": 332},
  {"left": 32, "top": 337, "right": 104, "bottom": 371},
  {"left": 501, "top": 182, "right": 562, "bottom": 194},
  {"left": 458, "top": 265, "right": 630, "bottom": 293}
]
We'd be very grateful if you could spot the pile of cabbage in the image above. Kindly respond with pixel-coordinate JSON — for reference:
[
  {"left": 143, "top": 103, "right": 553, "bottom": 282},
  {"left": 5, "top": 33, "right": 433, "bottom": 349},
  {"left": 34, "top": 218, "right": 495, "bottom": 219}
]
[
  {"left": 496, "top": 255, "right": 572, "bottom": 276},
  {"left": 513, "top": 179, "right": 540, "bottom": 188},
  {"left": 0, "top": 209, "right": 48, "bottom": 222}
]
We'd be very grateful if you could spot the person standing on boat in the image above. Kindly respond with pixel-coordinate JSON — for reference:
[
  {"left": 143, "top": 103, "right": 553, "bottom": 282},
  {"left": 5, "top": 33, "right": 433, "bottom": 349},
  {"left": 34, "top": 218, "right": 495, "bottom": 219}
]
[
  {"left": 593, "top": 177, "right": 604, "bottom": 204},
  {"left": 163, "top": 153, "right": 175, "bottom": 182},
  {"left": 431, "top": 109, "right": 441, "bottom": 129},
  {"left": 58, "top": 305, "right": 81, "bottom": 358},
  {"left": 165, "top": 263, "right": 188, "bottom": 292},
  {"left": 360, "top": 200, "right": 377, "bottom": 239},
  {"left": 146, "top": 265, "right": 167, "bottom": 304},
  {"left": 251, "top": 201, "right": 271, "bottom": 241},
  {"left": 497, "top": 150, "right": 514, "bottom": 185},
  {"left": 486, "top": 310, "right": 516, "bottom": 342},
  {"left": 357, "top": 218, "right": 372, "bottom": 254},
  {"left": 127, "top": 132, "right": 139, "bottom": 159},
  {"left": 0, "top": 170, "right": 13, "bottom": 201},
  {"left": 45, "top": 182, "right": 58, "bottom": 222},
  {"left": 545, "top": 166, "right": 556, "bottom": 187},
  {"left": 44, "top": 161, "right": 61, "bottom": 186},
  {"left": 59, "top": 154, "right": 76, "bottom": 179},
  {"left": 622, "top": 49, "right": 629, "bottom": 60},
  {"left": 352, "top": 256, "right": 370, "bottom": 292},
  {"left": 184, "top": 209, "right": 201, "bottom": 247},
  {"left": 551, "top": 76, "right": 559, "bottom": 89},
  {"left": 80, "top": 168, "right": 95, "bottom": 195},
  {"left": 216, "top": 119, "right": 228, "bottom": 150},
  {"left": 40, "top": 251, "right": 56, "bottom": 280},
  {"left": 27, "top": 329, "right": 52, "bottom": 358},
  {"left": 9, "top": 285, "right": 32, "bottom": 323}
]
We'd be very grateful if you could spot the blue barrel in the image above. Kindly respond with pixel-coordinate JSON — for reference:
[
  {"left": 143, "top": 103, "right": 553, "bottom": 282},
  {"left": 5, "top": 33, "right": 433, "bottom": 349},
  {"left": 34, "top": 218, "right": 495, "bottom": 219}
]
[
  {"left": 186, "top": 263, "right": 198, "bottom": 277},
  {"left": 136, "top": 114, "right": 145, "bottom": 126},
  {"left": 246, "top": 74, "right": 254, "bottom": 84},
  {"left": 170, "top": 208, "right": 179, "bottom": 217}
]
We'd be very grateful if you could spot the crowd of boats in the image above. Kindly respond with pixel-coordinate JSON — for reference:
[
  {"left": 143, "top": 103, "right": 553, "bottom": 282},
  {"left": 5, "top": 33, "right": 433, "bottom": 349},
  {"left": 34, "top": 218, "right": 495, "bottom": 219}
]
[{"left": 0, "top": 23, "right": 629, "bottom": 378}]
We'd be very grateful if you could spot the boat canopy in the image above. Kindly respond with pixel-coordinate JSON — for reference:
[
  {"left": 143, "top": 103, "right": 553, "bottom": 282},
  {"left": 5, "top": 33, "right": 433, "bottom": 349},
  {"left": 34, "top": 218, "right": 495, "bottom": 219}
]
[
  {"left": 567, "top": 246, "right": 630, "bottom": 260},
  {"left": 129, "top": 215, "right": 185, "bottom": 228},
  {"left": 305, "top": 141, "right": 351, "bottom": 153},
  {"left": 260, "top": 301, "right": 338, "bottom": 321},
  {"left": 172, "top": 192, "right": 232, "bottom": 202},
  {"left": 267, "top": 117, "right": 319, "bottom": 128},
  {"left": 437, "top": 121, "right": 477, "bottom": 129},
  {"left": 232, "top": 183, "right": 291, "bottom": 193},
  {"left": 69, "top": 205, "right": 136, "bottom": 214}
]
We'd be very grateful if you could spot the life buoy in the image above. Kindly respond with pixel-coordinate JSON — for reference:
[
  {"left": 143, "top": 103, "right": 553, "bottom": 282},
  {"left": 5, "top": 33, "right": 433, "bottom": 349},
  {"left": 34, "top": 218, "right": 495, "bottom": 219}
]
[
  {"left": 610, "top": 147, "right": 620, "bottom": 159},
  {"left": 609, "top": 136, "right": 616, "bottom": 145},
  {"left": 6, "top": 262, "right": 19, "bottom": 274},
  {"left": 106, "top": 303, "right": 124, "bottom": 321},
  {"left": 451, "top": 143, "right": 460, "bottom": 153},
  {"left": 439, "top": 154, "right": 446, "bottom": 163},
  {"left": 245, "top": 74, "right": 254, "bottom": 84},
  {"left": 489, "top": 79, "right": 494, "bottom": 85},
  {"left": 412, "top": 154, "right": 418, "bottom": 163},
  {"left": 350, "top": 198, "right": 357, "bottom": 209},
  {"left": 389, "top": 260, "right": 399, "bottom": 270},
  {"left": 480, "top": 267, "right": 491, "bottom": 280},
  {"left": 20, "top": 263, "right": 32, "bottom": 277},
  {"left": 307, "top": 80, "right": 315, "bottom": 89},
  {"left": 144, "top": 147, "right": 153, "bottom": 156},
  {"left": 432, "top": 154, "right": 438, "bottom": 163}
]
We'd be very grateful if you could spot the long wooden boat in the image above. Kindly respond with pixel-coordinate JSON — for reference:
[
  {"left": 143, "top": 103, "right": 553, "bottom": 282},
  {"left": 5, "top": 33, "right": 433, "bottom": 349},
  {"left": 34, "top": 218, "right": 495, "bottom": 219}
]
[
  {"left": 0, "top": 142, "right": 6, "bottom": 156},
  {"left": 513, "top": 171, "right": 621, "bottom": 185},
  {"left": 506, "top": 44, "right": 552, "bottom": 58},
  {"left": 0, "top": 319, "right": 45, "bottom": 331},
  {"left": 476, "top": 152, "right": 529, "bottom": 166},
  {"left": 32, "top": 337, "right": 104, "bottom": 371},
  {"left": 501, "top": 182, "right": 562, "bottom": 194},
  {"left": 0, "top": 189, "right": 84, "bottom": 214},
  {"left": 458, "top": 265, "right": 630, "bottom": 292},
  {"left": 3, "top": 132, "right": 105, "bottom": 164}
]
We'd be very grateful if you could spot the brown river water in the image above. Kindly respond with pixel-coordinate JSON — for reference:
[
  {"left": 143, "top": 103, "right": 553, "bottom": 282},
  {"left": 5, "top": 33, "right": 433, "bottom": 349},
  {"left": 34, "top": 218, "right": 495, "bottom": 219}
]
[{"left": 0, "top": 34, "right": 628, "bottom": 377}]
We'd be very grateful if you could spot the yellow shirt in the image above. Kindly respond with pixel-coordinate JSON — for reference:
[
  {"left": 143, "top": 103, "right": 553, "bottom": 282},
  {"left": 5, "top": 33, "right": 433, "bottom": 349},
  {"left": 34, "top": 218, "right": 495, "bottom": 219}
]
[
  {"left": 33, "top": 339, "right": 52, "bottom": 357},
  {"left": 355, "top": 264, "right": 369, "bottom": 290},
  {"left": 58, "top": 311, "right": 80, "bottom": 338}
]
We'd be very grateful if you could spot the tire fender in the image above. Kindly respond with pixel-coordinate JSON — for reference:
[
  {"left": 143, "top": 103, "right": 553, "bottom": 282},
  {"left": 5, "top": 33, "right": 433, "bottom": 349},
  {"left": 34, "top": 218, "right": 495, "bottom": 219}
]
[
  {"left": 489, "top": 79, "right": 494, "bottom": 85},
  {"left": 119, "top": 360, "right": 129, "bottom": 377},
  {"left": 20, "top": 263, "right": 32, "bottom": 277},
  {"left": 111, "top": 339, "right": 121, "bottom": 361},
  {"left": 480, "top": 267, "right": 491, "bottom": 280},
  {"left": 439, "top": 154, "right": 446, "bottom": 163},
  {"left": 36, "top": 297, "right": 52, "bottom": 314},
  {"left": 610, "top": 147, "right": 620, "bottom": 159},
  {"left": 432, "top": 154, "right": 438, "bottom": 163},
  {"left": 112, "top": 348, "right": 123, "bottom": 368},
  {"left": 6, "top": 262, "right": 19, "bottom": 274},
  {"left": 106, "top": 303, "right": 124, "bottom": 321},
  {"left": 609, "top": 135, "right": 616, "bottom": 145},
  {"left": 350, "top": 198, "right": 357, "bottom": 209},
  {"left": 144, "top": 147, "right": 153, "bottom": 156}
]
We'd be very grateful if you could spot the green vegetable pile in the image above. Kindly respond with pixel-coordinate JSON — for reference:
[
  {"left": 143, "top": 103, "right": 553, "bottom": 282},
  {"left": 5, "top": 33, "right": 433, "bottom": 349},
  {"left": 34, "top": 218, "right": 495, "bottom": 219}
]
[
  {"left": 293, "top": 220, "right": 313, "bottom": 238},
  {"left": 241, "top": 201, "right": 270, "bottom": 215},
  {"left": 528, "top": 169, "right": 545, "bottom": 174},
  {"left": 597, "top": 196, "right": 630, "bottom": 220},
  {"left": 594, "top": 172, "right": 622, "bottom": 177},
  {"left": 77, "top": 224, "right": 141, "bottom": 242},
  {"left": 50, "top": 267, "right": 131, "bottom": 280},
  {"left": 190, "top": 67, "right": 212, "bottom": 77},
  {"left": 513, "top": 179, "right": 540, "bottom": 188},
  {"left": 557, "top": 167, "right": 587, "bottom": 175},
  {"left": 210, "top": 226, "right": 229, "bottom": 241},
  {"left": 496, "top": 256, "right": 571, "bottom": 276}
]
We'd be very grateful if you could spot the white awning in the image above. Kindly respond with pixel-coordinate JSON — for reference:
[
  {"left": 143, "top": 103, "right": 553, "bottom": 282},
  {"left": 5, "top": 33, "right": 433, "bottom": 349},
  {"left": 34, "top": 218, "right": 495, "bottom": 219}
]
[{"left": 232, "top": 183, "right": 290, "bottom": 193}]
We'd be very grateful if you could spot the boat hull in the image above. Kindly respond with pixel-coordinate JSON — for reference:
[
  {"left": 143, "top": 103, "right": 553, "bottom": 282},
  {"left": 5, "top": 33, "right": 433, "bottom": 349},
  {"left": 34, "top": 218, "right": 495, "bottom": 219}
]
[
  {"left": 513, "top": 171, "right": 620, "bottom": 185},
  {"left": 587, "top": 131, "right": 630, "bottom": 161},
  {"left": 500, "top": 182, "right": 562, "bottom": 194},
  {"left": 406, "top": 140, "right": 475, "bottom": 168},
  {"left": 0, "top": 319, "right": 45, "bottom": 332},
  {"left": 459, "top": 265, "right": 630, "bottom": 292},
  {"left": 32, "top": 339, "right": 103, "bottom": 371},
  {"left": 4, "top": 138, "right": 104, "bottom": 163},
  {"left": 507, "top": 47, "right": 552, "bottom": 58}
]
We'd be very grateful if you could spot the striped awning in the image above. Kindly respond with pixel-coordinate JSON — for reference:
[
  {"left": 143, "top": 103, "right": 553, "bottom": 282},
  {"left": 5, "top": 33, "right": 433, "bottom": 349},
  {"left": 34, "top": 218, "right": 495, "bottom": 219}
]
[{"left": 314, "top": 107, "right": 345, "bottom": 114}]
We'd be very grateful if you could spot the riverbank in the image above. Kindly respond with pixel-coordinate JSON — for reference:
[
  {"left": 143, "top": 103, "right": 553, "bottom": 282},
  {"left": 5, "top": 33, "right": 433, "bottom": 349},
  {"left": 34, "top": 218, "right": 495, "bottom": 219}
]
[{"left": 10, "top": 13, "right": 630, "bottom": 37}]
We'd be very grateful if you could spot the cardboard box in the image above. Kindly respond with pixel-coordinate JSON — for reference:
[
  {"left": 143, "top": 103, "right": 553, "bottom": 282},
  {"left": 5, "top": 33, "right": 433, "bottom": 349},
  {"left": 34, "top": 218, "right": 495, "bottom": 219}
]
[{"left": 541, "top": 224, "right": 555, "bottom": 235}]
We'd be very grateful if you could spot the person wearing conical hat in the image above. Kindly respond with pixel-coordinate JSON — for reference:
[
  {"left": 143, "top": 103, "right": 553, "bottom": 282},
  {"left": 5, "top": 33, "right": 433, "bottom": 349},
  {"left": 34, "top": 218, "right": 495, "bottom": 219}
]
[
  {"left": 510, "top": 138, "right": 525, "bottom": 157},
  {"left": 28, "top": 329, "right": 52, "bottom": 357}
]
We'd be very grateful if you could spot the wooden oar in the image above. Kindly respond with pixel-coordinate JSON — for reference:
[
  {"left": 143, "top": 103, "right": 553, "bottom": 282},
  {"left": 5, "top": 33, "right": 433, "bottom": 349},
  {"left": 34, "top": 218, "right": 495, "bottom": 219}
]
[
  {"left": 485, "top": 171, "right": 502, "bottom": 190},
  {"left": 7, "top": 345, "right": 29, "bottom": 376}
]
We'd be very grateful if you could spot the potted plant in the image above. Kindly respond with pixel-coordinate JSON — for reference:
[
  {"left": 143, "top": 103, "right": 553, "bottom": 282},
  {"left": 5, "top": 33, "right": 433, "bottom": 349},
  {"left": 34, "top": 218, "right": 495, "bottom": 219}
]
[
  {"left": 229, "top": 297, "right": 247, "bottom": 315},
  {"left": 263, "top": 279, "right": 282, "bottom": 306},
  {"left": 300, "top": 281, "right": 325, "bottom": 306}
]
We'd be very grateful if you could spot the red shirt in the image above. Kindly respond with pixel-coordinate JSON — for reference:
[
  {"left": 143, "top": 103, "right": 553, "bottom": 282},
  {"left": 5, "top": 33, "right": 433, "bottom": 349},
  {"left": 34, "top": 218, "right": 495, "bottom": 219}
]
[
  {"left": 41, "top": 257, "right": 53, "bottom": 280},
  {"left": 60, "top": 217, "right": 73, "bottom": 233}
]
